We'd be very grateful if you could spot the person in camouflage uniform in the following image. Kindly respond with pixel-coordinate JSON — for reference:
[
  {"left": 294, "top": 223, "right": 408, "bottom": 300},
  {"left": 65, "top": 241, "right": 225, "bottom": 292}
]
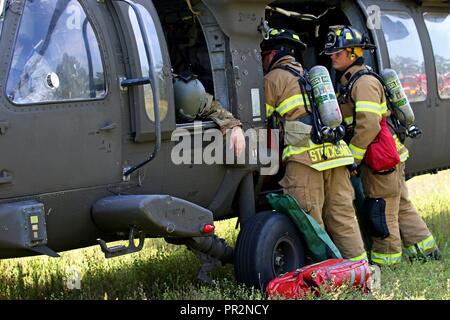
[{"left": 174, "top": 71, "right": 245, "bottom": 156}]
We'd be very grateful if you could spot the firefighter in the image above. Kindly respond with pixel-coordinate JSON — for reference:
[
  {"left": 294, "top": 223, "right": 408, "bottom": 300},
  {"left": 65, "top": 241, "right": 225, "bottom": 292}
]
[
  {"left": 261, "top": 28, "right": 367, "bottom": 261},
  {"left": 324, "top": 25, "right": 441, "bottom": 266}
]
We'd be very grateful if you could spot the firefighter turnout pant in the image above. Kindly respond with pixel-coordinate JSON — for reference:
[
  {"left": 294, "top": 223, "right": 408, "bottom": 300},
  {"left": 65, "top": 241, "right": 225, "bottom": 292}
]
[
  {"left": 360, "top": 162, "right": 438, "bottom": 266},
  {"left": 279, "top": 161, "right": 367, "bottom": 261}
]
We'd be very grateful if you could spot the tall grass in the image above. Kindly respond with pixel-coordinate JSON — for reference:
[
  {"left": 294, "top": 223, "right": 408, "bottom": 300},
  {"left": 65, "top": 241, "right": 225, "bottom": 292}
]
[{"left": 0, "top": 171, "right": 449, "bottom": 300}]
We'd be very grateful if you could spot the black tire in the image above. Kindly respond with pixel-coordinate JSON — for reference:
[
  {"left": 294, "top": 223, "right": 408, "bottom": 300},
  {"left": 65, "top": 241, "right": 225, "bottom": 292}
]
[{"left": 234, "top": 210, "right": 306, "bottom": 290}]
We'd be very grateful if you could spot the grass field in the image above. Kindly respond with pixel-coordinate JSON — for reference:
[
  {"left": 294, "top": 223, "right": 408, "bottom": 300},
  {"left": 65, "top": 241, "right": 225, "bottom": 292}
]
[{"left": 0, "top": 171, "right": 449, "bottom": 300}]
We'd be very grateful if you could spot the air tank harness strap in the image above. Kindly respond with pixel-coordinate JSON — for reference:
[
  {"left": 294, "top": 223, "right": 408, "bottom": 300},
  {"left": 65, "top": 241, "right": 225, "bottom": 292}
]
[
  {"left": 339, "top": 68, "right": 404, "bottom": 142},
  {"left": 274, "top": 65, "right": 330, "bottom": 160},
  {"left": 274, "top": 65, "right": 326, "bottom": 156}
]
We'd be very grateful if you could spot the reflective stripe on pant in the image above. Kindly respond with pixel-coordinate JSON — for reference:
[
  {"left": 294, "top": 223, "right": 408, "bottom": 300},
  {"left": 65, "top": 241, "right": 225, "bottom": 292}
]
[
  {"left": 279, "top": 162, "right": 366, "bottom": 260},
  {"left": 398, "top": 163, "right": 436, "bottom": 256},
  {"left": 369, "top": 163, "right": 436, "bottom": 265},
  {"left": 370, "top": 195, "right": 403, "bottom": 265}
]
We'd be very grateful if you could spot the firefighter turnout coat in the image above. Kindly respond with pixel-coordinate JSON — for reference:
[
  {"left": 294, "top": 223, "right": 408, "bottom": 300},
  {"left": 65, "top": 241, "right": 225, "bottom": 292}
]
[
  {"left": 265, "top": 56, "right": 354, "bottom": 170},
  {"left": 338, "top": 62, "right": 438, "bottom": 265},
  {"left": 264, "top": 55, "right": 366, "bottom": 261}
]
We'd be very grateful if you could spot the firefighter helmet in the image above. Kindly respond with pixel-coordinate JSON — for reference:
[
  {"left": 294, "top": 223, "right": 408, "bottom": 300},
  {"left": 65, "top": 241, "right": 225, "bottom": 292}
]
[
  {"left": 173, "top": 72, "right": 208, "bottom": 122},
  {"left": 260, "top": 28, "right": 307, "bottom": 54},
  {"left": 323, "top": 25, "right": 376, "bottom": 55}
]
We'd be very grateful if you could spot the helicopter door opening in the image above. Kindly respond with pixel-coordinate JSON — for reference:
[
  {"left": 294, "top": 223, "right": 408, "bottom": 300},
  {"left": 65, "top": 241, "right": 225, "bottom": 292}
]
[
  {"left": 153, "top": 0, "right": 221, "bottom": 129},
  {"left": 264, "top": 2, "right": 378, "bottom": 79}
]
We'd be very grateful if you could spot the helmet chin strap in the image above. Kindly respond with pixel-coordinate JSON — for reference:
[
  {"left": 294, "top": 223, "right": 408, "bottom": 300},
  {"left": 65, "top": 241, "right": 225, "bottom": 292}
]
[{"left": 350, "top": 48, "right": 356, "bottom": 60}]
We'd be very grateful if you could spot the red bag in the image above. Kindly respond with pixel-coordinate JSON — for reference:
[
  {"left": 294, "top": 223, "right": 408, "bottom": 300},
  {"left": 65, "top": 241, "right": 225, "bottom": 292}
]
[
  {"left": 266, "top": 259, "right": 343, "bottom": 299},
  {"left": 302, "top": 259, "right": 371, "bottom": 294},
  {"left": 265, "top": 268, "right": 310, "bottom": 299},
  {"left": 266, "top": 259, "right": 371, "bottom": 299},
  {"left": 364, "top": 117, "right": 400, "bottom": 171}
]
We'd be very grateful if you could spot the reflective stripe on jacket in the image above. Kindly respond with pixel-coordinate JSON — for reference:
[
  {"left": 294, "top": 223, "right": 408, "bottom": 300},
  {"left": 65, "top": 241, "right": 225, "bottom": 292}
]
[
  {"left": 339, "top": 64, "right": 409, "bottom": 164},
  {"left": 265, "top": 56, "right": 354, "bottom": 170},
  {"left": 282, "top": 140, "right": 355, "bottom": 170}
]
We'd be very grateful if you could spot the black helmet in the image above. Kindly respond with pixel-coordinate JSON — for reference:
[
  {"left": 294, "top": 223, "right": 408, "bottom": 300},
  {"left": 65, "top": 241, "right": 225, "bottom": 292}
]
[
  {"left": 323, "top": 25, "right": 376, "bottom": 55},
  {"left": 260, "top": 28, "right": 307, "bottom": 54}
]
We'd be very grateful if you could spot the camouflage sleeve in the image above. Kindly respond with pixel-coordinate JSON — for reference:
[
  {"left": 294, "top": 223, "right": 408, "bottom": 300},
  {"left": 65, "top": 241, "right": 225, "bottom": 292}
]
[{"left": 197, "top": 93, "right": 242, "bottom": 134}]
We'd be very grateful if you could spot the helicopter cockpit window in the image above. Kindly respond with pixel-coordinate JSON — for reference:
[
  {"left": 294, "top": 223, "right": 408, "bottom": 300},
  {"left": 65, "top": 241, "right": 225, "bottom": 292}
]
[
  {"left": 381, "top": 12, "right": 427, "bottom": 103},
  {"left": 6, "top": 0, "right": 106, "bottom": 105},
  {"left": 128, "top": 4, "right": 168, "bottom": 122},
  {"left": 423, "top": 12, "right": 450, "bottom": 100}
]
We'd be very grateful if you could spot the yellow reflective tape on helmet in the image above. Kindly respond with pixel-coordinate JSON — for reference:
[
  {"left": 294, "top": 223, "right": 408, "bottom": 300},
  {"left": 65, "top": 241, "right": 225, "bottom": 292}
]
[
  {"left": 276, "top": 94, "right": 310, "bottom": 116},
  {"left": 336, "top": 29, "right": 342, "bottom": 36},
  {"left": 355, "top": 101, "right": 383, "bottom": 116},
  {"left": 346, "top": 32, "right": 354, "bottom": 40},
  {"left": 270, "top": 29, "right": 279, "bottom": 35},
  {"left": 371, "top": 251, "right": 402, "bottom": 265},
  {"left": 355, "top": 31, "right": 362, "bottom": 40},
  {"left": 416, "top": 235, "right": 436, "bottom": 254},
  {"left": 349, "top": 252, "right": 368, "bottom": 261},
  {"left": 266, "top": 103, "right": 276, "bottom": 117},
  {"left": 349, "top": 143, "right": 366, "bottom": 160},
  {"left": 293, "top": 34, "right": 300, "bottom": 40}
]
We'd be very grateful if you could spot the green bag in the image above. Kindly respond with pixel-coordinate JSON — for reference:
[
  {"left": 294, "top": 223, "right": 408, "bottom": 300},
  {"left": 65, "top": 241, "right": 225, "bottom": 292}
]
[{"left": 267, "top": 193, "right": 342, "bottom": 262}]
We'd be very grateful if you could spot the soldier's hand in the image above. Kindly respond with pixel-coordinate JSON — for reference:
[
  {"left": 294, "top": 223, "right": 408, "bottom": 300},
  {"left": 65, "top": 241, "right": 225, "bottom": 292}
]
[{"left": 230, "top": 126, "right": 246, "bottom": 157}]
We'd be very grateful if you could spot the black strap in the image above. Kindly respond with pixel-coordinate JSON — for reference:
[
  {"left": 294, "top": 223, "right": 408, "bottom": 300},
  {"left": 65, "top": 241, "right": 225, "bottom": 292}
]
[
  {"left": 372, "top": 167, "right": 396, "bottom": 175},
  {"left": 340, "top": 67, "right": 406, "bottom": 142},
  {"left": 274, "top": 64, "right": 324, "bottom": 145}
]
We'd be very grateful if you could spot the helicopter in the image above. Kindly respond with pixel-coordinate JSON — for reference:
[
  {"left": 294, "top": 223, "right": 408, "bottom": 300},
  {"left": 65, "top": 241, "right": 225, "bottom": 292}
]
[{"left": 0, "top": 0, "right": 448, "bottom": 289}]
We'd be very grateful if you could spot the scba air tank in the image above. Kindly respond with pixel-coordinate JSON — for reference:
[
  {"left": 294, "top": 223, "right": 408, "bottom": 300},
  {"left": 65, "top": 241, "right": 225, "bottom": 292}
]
[
  {"left": 381, "top": 69, "right": 415, "bottom": 127},
  {"left": 308, "top": 66, "right": 342, "bottom": 128}
]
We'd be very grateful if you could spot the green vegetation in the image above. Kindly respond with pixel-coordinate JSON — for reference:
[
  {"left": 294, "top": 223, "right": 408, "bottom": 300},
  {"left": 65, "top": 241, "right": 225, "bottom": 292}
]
[{"left": 0, "top": 171, "right": 449, "bottom": 300}]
